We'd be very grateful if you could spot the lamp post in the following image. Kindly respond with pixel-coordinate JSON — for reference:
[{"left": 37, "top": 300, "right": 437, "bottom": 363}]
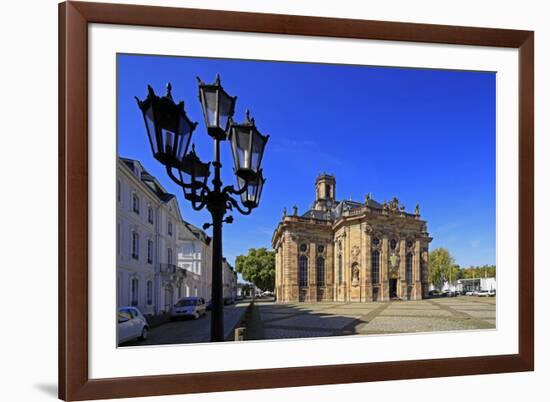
[{"left": 135, "top": 75, "right": 269, "bottom": 342}]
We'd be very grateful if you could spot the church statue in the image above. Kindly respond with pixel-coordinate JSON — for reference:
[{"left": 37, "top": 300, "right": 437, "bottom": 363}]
[
  {"left": 352, "top": 264, "right": 360, "bottom": 283},
  {"left": 365, "top": 192, "right": 371, "bottom": 204},
  {"left": 282, "top": 207, "right": 287, "bottom": 218},
  {"left": 415, "top": 203, "right": 420, "bottom": 217},
  {"left": 292, "top": 205, "right": 298, "bottom": 216}
]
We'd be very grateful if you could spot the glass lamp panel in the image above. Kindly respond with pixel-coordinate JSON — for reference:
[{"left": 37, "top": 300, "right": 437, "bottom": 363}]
[
  {"left": 202, "top": 87, "right": 218, "bottom": 127},
  {"left": 144, "top": 105, "right": 158, "bottom": 155},
  {"left": 229, "top": 126, "right": 243, "bottom": 172},
  {"left": 218, "top": 91, "right": 235, "bottom": 132},
  {"left": 250, "top": 130, "right": 267, "bottom": 173},
  {"left": 236, "top": 128, "right": 252, "bottom": 170},
  {"left": 162, "top": 129, "right": 175, "bottom": 157},
  {"left": 255, "top": 174, "right": 266, "bottom": 205},
  {"left": 175, "top": 115, "right": 192, "bottom": 162}
]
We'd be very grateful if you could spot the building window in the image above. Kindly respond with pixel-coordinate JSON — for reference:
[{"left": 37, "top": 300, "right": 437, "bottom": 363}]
[
  {"left": 373, "top": 237, "right": 380, "bottom": 245},
  {"left": 390, "top": 239, "right": 397, "bottom": 250},
  {"left": 167, "top": 248, "right": 173, "bottom": 265},
  {"left": 131, "top": 278, "right": 139, "bottom": 306},
  {"left": 371, "top": 250, "right": 380, "bottom": 284},
  {"left": 147, "top": 240, "right": 153, "bottom": 264},
  {"left": 132, "top": 193, "right": 140, "bottom": 214},
  {"left": 117, "top": 223, "right": 120, "bottom": 255},
  {"left": 131, "top": 231, "right": 139, "bottom": 260},
  {"left": 338, "top": 254, "right": 343, "bottom": 284},
  {"left": 317, "top": 245, "right": 325, "bottom": 253},
  {"left": 299, "top": 255, "right": 308, "bottom": 287},
  {"left": 316, "top": 257, "right": 325, "bottom": 286},
  {"left": 406, "top": 253, "right": 413, "bottom": 285},
  {"left": 147, "top": 206, "right": 154, "bottom": 224},
  {"left": 168, "top": 220, "right": 173, "bottom": 236},
  {"left": 146, "top": 281, "right": 153, "bottom": 305},
  {"left": 300, "top": 243, "right": 307, "bottom": 252},
  {"left": 117, "top": 180, "right": 121, "bottom": 202}
]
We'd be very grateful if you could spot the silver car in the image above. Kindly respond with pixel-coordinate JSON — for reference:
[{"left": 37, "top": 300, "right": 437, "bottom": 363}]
[
  {"left": 117, "top": 306, "right": 149, "bottom": 345},
  {"left": 171, "top": 297, "right": 206, "bottom": 319}
]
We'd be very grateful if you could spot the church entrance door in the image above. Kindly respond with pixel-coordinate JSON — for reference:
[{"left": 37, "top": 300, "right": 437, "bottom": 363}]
[{"left": 389, "top": 279, "right": 398, "bottom": 299}]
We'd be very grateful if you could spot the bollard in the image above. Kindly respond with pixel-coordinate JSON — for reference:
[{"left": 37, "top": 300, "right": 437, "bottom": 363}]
[{"left": 234, "top": 327, "right": 246, "bottom": 341}]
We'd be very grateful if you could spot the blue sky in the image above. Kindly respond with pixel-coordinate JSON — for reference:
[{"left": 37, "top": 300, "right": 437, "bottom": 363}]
[{"left": 118, "top": 54, "right": 496, "bottom": 271}]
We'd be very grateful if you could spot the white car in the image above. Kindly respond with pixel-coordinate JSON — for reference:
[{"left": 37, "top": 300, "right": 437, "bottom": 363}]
[
  {"left": 477, "top": 290, "right": 490, "bottom": 297},
  {"left": 171, "top": 297, "right": 206, "bottom": 319},
  {"left": 117, "top": 306, "right": 149, "bottom": 345}
]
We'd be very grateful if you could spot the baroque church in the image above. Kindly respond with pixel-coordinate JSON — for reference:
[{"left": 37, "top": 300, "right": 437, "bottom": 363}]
[{"left": 272, "top": 174, "right": 432, "bottom": 303}]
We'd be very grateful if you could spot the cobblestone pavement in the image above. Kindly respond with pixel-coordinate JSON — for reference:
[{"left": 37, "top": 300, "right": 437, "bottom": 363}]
[
  {"left": 123, "top": 301, "right": 250, "bottom": 346},
  {"left": 255, "top": 296, "right": 496, "bottom": 339}
]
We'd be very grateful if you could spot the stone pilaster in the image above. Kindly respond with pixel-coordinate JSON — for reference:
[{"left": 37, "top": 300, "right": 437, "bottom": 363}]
[
  {"left": 381, "top": 236, "right": 389, "bottom": 301},
  {"left": 399, "top": 238, "right": 407, "bottom": 299},
  {"left": 308, "top": 241, "right": 317, "bottom": 302},
  {"left": 414, "top": 239, "right": 422, "bottom": 300},
  {"left": 326, "top": 242, "right": 334, "bottom": 301}
]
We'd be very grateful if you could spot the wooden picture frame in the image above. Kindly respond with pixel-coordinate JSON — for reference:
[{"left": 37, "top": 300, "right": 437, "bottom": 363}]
[{"left": 59, "top": 1, "right": 534, "bottom": 400}]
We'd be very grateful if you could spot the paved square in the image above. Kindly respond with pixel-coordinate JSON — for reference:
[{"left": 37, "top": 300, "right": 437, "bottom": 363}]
[{"left": 254, "top": 296, "right": 496, "bottom": 339}]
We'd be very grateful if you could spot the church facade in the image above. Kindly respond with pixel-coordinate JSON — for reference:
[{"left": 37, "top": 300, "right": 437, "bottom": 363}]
[{"left": 272, "top": 174, "right": 432, "bottom": 303}]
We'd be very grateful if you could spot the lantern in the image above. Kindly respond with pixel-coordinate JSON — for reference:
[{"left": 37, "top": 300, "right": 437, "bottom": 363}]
[
  {"left": 228, "top": 110, "right": 269, "bottom": 182},
  {"left": 197, "top": 74, "right": 237, "bottom": 140},
  {"left": 135, "top": 83, "right": 197, "bottom": 168}
]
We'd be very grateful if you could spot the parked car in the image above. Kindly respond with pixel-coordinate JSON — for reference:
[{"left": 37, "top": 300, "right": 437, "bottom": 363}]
[
  {"left": 477, "top": 290, "right": 490, "bottom": 297},
  {"left": 170, "top": 297, "right": 206, "bottom": 319},
  {"left": 206, "top": 299, "right": 212, "bottom": 311},
  {"left": 223, "top": 296, "right": 235, "bottom": 305},
  {"left": 117, "top": 306, "right": 149, "bottom": 345}
]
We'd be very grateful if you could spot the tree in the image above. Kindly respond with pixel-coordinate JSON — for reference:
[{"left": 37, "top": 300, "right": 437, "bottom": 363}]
[
  {"left": 429, "top": 248, "right": 455, "bottom": 290},
  {"left": 235, "top": 248, "right": 275, "bottom": 292}
]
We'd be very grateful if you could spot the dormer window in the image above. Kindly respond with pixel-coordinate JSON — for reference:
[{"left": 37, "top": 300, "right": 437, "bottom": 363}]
[{"left": 168, "top": 221, "right": 173, "bottom": 236}]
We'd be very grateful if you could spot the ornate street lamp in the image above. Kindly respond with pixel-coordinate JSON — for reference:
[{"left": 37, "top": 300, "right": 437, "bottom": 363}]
[
  {"left": 229, "top": 110, "right": 270, "bottom": 182},
  {"left": 179, "top": 145, "right": 211, "bottom": 203},
  {"left": 197, "top": 74, "right": 237, "bottom": 140},
  {"left": 236, "top": 169, "right": 266, "bottom": 209},
  {"left": 135, "top": 75, "right": 268, "bottom": 342},
  {"left": 135, "top": 83, "right": 197, "bottom": 168}
]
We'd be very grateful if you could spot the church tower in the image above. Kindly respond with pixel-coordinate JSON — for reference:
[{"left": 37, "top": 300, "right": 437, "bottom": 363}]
[{"left": 313, "top": 173, "right": 336, "bottom": 211}]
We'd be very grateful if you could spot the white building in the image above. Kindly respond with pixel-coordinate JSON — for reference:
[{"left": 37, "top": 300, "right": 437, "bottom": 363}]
[
  {"left": 457, "top": 277, "right": 497, "bottom": 293},
  {"left": 117, "top": 157, "right": 184, "bottom": 315},
  {"left": 222, "top": 258, "right": 238, "bottom": 301},
  {"left": 117, "top": 156, "right": 239, "bottom": 315},
  {"left": 176, "top": 221, "right": 213, "bottom": 301}
]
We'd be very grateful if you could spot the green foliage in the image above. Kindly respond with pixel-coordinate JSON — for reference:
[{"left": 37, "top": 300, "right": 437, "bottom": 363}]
[
  {"left": 235, "top": 247, "right": 275, "bottom": 292},
  {"left": 462, "top": 265, "right": 496, "bottom": 279},
  {"left": 429, "top": 248, "right": 455, "bottom": 290}
]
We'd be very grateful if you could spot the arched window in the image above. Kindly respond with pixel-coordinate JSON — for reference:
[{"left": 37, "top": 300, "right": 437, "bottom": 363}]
[
  {"left": 406, "top": 253, "right": 413, "bottom": 285},
  {"left": 316, "top": 257, "right": 325, "bottom": 286},
  {"left": 371, "top": 250, "right": 380, "bottom": 284},
  {"left": 299, "top": 255, "right": 308, "bottom": 287},
  {"left": 338, "top": 254, "right": 343, "bottom": 284}
]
